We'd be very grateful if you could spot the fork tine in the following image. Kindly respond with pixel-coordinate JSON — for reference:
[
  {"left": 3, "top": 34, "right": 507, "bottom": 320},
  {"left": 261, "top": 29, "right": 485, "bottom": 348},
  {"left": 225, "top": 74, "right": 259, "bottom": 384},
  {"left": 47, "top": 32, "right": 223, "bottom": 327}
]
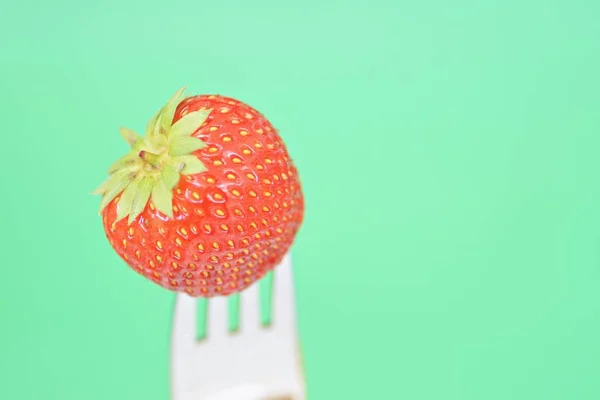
[
  {"left": 171, "top": 293, "right": 197, "bottom": 347},
  {"left": 273, "top": 253, "right": 296, "bottom": 329},
  {"left": 240, "top": 280, "right": 261, "bottom": 333},
  {"left": 207, "top": 295, "right": 229, "bottom": 340}
]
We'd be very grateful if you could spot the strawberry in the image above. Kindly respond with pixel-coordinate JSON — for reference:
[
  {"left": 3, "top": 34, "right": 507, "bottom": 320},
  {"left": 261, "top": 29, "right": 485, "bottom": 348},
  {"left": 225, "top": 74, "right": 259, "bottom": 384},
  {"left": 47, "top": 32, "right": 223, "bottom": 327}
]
[{"left": 94, "top": 88, "right": 304, "bottom": 297}]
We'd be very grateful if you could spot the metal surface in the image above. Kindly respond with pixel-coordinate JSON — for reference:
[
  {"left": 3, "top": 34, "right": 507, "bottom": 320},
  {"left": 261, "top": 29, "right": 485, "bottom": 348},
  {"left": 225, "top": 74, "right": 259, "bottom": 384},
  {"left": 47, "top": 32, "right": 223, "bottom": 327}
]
[{"left": 171, "top": 253, "right": 305, "bottom": 400}]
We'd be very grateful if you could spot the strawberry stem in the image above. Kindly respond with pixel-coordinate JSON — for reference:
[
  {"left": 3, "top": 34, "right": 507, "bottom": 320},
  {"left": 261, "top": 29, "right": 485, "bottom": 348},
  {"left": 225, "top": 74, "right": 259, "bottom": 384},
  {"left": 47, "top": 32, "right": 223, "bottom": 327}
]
[{"left": 138, "top": 150, "right": 161, "bottom": 167}]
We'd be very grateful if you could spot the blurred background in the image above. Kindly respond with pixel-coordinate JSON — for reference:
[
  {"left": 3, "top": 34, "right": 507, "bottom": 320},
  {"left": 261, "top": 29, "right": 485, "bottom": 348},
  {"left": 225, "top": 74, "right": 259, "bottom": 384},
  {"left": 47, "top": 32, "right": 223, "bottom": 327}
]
[{"left": 1, "top": 0, "right": 599, "bottom": 399}]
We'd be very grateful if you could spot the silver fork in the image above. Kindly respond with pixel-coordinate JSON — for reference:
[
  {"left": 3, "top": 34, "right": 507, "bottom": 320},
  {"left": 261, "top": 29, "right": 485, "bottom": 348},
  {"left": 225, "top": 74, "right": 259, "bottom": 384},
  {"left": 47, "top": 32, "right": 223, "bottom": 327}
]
[{"left": 171, "top": 253, "right": 306, "bottom": 400}]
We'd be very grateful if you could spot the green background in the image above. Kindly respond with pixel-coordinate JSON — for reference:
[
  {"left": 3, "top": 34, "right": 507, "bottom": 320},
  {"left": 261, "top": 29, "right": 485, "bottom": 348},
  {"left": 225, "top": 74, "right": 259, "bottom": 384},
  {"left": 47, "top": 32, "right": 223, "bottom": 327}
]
[{"left": 1, "top": 0, "right": 599, "bottom": 399}]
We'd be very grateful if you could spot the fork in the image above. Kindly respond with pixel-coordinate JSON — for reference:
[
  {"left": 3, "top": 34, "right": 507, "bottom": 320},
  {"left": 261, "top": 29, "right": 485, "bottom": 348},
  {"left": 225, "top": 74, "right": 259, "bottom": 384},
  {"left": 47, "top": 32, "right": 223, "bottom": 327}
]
[{"left": 171, "top": 253, "right": 306, "bottom": 400}]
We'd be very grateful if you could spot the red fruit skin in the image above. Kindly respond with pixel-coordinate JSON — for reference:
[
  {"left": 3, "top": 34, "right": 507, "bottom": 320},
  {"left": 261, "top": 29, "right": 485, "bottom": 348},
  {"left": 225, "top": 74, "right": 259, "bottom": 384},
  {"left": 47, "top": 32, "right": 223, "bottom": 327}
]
[{"left": 102, "top": 95, "right": 304, "bottom": 297}]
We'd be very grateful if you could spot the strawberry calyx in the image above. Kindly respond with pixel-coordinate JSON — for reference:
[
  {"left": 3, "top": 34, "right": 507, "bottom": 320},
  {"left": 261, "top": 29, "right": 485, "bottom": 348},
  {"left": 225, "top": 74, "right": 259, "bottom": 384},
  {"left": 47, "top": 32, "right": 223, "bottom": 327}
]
[{"left": 94, "top": 87, "right": 212, "bottom": 225}]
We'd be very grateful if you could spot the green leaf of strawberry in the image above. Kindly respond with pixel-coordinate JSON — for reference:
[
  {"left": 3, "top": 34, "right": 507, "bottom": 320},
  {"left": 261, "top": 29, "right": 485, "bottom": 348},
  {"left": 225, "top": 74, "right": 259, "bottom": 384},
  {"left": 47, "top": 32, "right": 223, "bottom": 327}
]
[{"left": 94, "top": 87, "right": 210, "bottom": 224}]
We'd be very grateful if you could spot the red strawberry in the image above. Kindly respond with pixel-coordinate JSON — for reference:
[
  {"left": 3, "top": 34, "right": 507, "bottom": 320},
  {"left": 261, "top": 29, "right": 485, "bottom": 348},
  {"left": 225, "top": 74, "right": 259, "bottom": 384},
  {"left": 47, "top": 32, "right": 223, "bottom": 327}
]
[{"left": 94, "top": 88, "right": 304, "bottom": 297}]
